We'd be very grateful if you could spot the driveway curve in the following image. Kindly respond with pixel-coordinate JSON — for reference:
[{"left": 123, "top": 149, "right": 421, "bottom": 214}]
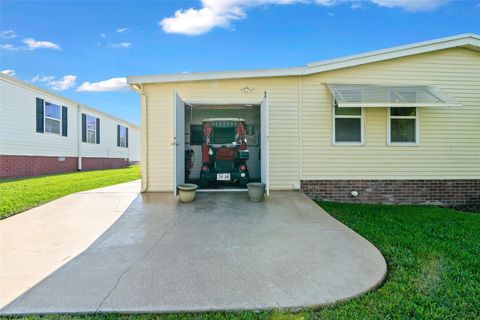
[{"left": 2, "top": 191, "right": 386, "bottom": 314}]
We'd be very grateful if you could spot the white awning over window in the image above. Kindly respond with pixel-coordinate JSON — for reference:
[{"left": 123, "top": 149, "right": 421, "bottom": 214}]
[{"left": 327, "top": 84, "right": 461, "bottom": 108}]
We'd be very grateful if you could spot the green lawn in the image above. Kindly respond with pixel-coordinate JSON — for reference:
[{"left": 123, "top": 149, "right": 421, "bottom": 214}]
[
  {"left": 0, "top": 165, "right": 140, "bottom": 219},
  {"left": 6, "top": 202, "right": 480, "bottom": 319}
]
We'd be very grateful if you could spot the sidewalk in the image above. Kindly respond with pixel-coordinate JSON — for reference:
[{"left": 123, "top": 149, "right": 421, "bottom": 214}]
[{"left": 0, "top": 180, "right": 140, "bottom": 308}]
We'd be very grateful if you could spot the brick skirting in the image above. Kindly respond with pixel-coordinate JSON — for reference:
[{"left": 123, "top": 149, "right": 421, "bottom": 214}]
[
  {"left": 81, "top": 157, "right": 129, "bottom": 171},
  {"left": 301, "top": 179, "right": 480, "bottom": 207},
  {"left": 0, "top": 155, "right": 129, "bottom": 179}
]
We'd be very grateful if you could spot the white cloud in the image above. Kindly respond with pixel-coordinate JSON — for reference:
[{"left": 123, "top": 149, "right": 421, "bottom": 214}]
[
  {"left": 0, "top": 30, "right": 17, "bottom": 39},
  {"left": 23, "top": 38, "right": 61, "bottom": 50},
  {"left": 31, "top": 74, "right": 77, "bottom": 91},
  {"left": 160, "top": 0, "right": 449, "bottom": 35},
  {"left": 0, "top": 44, "right": 18, "bottom": 51},
  {"left": 108, "top": 42, "right": 132, "bottom": 48},
  {"left": 117, "top": 27, "right": 129, "bottom": 33},
  {"left": 76, "top": 77, "right": 129, "bottom": 92},
  {"left": 48, "top": 75, "right": 77, "bottom": 91},
  {"left": 371, "top": 0, "right": 449, "bottom": 11},
  {"left": 1, "top": 69, "right": 15, "bottom": 76},
  {"left": 0, "top": 37, "right": 61, "bottom": 51},
  {"left": 160, "top": 3, "right": 243, "bottom": 36},
  {"left": 351, "top": 2, "right": 362, "bottom": 9},
  {"left": 100, "top": 33, "right": 107, "bottom": 38},
  {"left": 31, "top": 75, "right": 55, "bottom": 83}
]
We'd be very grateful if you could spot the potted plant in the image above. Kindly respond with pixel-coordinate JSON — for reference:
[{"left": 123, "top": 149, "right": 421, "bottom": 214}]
[
  {"left": 177, "top": 183, "right": 198, "bottom": 203},
  {"left": 247, "top": 182, "right": 266, "bottom": 202}
]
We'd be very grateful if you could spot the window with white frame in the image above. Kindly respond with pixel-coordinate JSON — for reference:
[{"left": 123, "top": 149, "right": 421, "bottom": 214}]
[
  {"left": 333, "top": 103, "right": 363, "bottom": 144},
  {"left": 388, "top": 107, "right": 418, "bottom": 144},
  {"left": 119, "top": 125, "right": 127, "bottom": 147},
  {"left": 44, "top": 102, "right": 61, "bottom": 134},
  {"left": 86, "top": 115, "right": 97, "bottom": 143}
]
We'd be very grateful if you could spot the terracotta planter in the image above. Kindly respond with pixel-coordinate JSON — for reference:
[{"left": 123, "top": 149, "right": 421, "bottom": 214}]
[
  {"left": 177, "top": 183, "right": 198, "bottom": 203},
  {"left": 247, "top": 182, "right": 266, "bottom": 202}
]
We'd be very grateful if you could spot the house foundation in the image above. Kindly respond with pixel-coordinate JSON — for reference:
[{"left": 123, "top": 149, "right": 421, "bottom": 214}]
[
  {"left": 0, "top": 155, "right": 129, "bottom": 179},
  {"left": 301, "top": 179, "right": 480, "bottom": 208}
]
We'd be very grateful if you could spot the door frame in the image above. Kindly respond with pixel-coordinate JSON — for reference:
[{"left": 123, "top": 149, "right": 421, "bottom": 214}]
[
  {"left": 173, "top": 92, "right": 187, "bottom": 195},
  {"left": 173, "top": 98, "right": 269, "bottom": 194},
  {"left": 261, "top": 92, "right": 269, "bottom": 195}
]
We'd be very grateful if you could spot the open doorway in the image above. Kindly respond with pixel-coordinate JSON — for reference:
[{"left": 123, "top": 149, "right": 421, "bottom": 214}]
[
  {"left": 174, "top": 93, "right": 269, "bottom": 193},
  {"left": 184, "top": 104, "right": 261, "bottom": 190}
]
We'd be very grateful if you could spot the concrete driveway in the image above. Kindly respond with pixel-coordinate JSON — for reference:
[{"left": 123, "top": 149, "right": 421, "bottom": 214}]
[
  {"left": 1, "top": 191, "right": 386, "bottom": 314},
  {"left": 0, "top": 181, "right": 140, "bottom": 309}
]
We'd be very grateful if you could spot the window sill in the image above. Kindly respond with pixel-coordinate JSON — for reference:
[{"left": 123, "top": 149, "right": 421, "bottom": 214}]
[
  {"left": 44, "top": 131, "right": 62, "bottom": 136},
  {"left": 332, "top": 142, "right": 365, "bottom": 147},
  {"left": 387, "top": 142, "right": 419, "bottom": 147}
]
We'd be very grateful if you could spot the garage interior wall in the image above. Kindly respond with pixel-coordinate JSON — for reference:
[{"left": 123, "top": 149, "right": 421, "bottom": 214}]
[
  {"left": 185, "top": 105, "right": 261, "bottom": 182},
  {"left": 142, "top": 47, "right": 479, "bottom": 192}
]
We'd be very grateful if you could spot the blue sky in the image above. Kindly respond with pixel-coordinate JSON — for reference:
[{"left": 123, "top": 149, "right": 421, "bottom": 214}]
[{"left": 1, "top": 0, "right": 479, "bottom": 125}]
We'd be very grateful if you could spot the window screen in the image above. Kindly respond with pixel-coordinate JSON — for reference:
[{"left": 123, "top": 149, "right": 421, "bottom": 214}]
[
  {"left": 390, "top": 107, "right": 417, "bottom": 143},
  {"left": 44, "top": 102, "right": 61, "bottom": 134},
  {"left": 86, "top": 115, "right": 97, "bottom": 144},
  {"left": 333, "top": 103, "right": 363, "bottom": 143}
]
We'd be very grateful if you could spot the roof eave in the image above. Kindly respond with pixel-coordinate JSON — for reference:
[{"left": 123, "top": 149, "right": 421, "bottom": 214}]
[
  {"left": 0, "top": 73, "right": 140, "bottom": 129},
  {"left": 127, "top": 67, "right": 305, "bottom": 85},
  {"left": 127, "top": 34, "right": 480, "bottom": 85},
  {"left": 305, "top": 35, "right": 480, "bottom": 75}
]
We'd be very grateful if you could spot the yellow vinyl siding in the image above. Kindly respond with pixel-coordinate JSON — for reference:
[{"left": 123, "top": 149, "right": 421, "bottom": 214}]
[
  {"left": 143, "top": 47, "right": 479, "bottom": 191},
  {"left": 301, "top": 48, "right": 480, "bottom": 179},
  {"left": 143, "top": 77, "right": 300, "bottom": 191}
]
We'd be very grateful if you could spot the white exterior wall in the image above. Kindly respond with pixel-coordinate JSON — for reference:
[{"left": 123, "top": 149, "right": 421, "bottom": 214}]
[
  {"left": 128, "top": 128, "right": 141, "bottom": 162},
  {"left": 0, "top": 75, "right": 140, "bottom": 162},
  {"left": 0, "top": 77, "right": 79, "bottom": 157}
]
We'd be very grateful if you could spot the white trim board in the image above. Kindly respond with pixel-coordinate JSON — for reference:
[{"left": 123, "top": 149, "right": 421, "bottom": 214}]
[{"left": 128, "top": 34, "right": 480, "bottom": 85}]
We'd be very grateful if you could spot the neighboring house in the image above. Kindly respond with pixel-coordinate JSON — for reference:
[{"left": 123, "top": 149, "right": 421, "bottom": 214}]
[
  {"left": 128, "top": 33, "right": 480, "bottom": 207},
  {"left": 0, "top": 74, "right": 140, "bottom": 179}
]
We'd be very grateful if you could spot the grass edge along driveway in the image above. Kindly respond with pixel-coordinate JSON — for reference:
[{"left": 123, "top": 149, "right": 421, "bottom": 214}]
[
  {"left": 5, "top": 201, "right": 480, "bottom": 319},
  {"left": 0, "top": 165, "right": 140, "bottom": 219}
]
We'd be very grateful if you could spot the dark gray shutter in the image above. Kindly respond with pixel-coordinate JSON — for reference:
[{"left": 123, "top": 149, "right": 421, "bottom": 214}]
[
  {"left": 117, "top": 125, "right": 120, "bottom": 147},
  {"left": 96, "top": 118, "right": 100, "bottom": 144},
  {"left": 36, "top": 98, "right": 44, "bottom": 133},
  {"left": 62, "top": 106, "right": 68, "bottom": 136},
  {"left": 81, "top": 113, "right": 86, "bottom": 142},
  {"left": 126, "top": 127, "right": 129, "bottom": 148}
]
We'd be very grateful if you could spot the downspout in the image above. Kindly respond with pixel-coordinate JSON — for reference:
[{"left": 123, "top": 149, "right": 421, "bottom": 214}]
[
  {"left": 77, "top": 104, "right": 82, "bottom": 171},
  {"left": 131, "top": 83, "right": 148, "bottom": 192},
  {"left": 297, "top": 76, "right": 303, "bottom": 190}
]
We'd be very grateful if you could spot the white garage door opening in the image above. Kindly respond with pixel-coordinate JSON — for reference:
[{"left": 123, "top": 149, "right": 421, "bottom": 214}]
[{"left": 173, "top": 93, "right": 269, "bottom": 194}]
